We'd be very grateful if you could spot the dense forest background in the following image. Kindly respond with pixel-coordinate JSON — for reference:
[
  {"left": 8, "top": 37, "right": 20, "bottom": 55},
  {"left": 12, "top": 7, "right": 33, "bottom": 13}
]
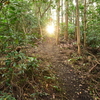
[
  {"left": 0, "top": 0, "right": 100, "bottom": 53},
  {"left": 0, "top": 0, "right": 100, "bottom": 100}
]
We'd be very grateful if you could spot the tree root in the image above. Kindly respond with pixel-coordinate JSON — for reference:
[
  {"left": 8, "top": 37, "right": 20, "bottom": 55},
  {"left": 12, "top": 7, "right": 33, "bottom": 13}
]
[
  {"left": 11, "top": 81, "right": 23, "bottom": 100},
  {"left": 94, "top": 89, "right": 100, "bottom": 98},
  {"left": 87, "top": 52, "right": 100, "bottom": 64},
  {"left": 88, "top": 63, "right": 97, "bottom": 74},
  {"left": 86, "top": 52, "right": 100, "bottom": 75}
]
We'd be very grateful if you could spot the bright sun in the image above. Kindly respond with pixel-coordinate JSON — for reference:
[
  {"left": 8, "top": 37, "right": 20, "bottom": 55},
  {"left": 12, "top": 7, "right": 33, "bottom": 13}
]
[{"left": 46, "top": 24, "right": 55, "bottom": 35}]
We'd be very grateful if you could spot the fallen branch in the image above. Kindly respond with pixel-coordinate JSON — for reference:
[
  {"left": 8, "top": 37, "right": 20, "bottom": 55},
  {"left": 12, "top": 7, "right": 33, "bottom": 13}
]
[
  {"left": 94, "top": 89, "right": 100, "bottom": 98},
  {"left": 87, "top": 52, "right": 100, "bottom": 64},
  {"left": 91, "top": 78, "right": 99, "bottom": 84},
  {"left": 88, "top": 63, "right": 97, "bottom": 74}
]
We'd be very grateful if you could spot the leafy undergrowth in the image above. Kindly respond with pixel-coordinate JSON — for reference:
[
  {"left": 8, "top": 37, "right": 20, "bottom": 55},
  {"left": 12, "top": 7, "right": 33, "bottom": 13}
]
[
  {"left": 63, "top": 40, "right": 100, "bottom": 100},
  {"left": 0, "top": 39, "right": 100, "bottom": 100},
  {"left": 0, "top": 49, "right": 62, "bottom": 100}
]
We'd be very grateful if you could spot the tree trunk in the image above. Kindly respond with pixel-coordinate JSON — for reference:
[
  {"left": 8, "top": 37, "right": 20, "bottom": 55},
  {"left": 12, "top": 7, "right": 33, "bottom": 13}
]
[
  {"left": 61, "top": 0, "right": 64, "bottom": 23},
  {"left": 75, "top": 3, "right": 77, "bottom": 40},
  {"left": 64, "top": 0, "right": 68, "bottom": 41},
  {"left": 84, "top": 0, "right": 87, "bottom": 47},
  {"left": 56, "top": 0, "right": 60, "bottom": 45},
  {"left": 76, "top": 0, "right": 81, "bottom": 55}
]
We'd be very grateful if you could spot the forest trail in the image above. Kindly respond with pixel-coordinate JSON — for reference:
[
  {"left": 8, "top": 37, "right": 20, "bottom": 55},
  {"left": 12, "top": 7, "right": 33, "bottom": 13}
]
[{"left": 29, "top": 37, "right": 93, "bottom": 100}]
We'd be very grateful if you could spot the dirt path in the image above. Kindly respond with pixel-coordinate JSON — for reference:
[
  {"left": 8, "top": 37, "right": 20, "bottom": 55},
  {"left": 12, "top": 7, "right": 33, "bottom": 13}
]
[{"left": 32, "top": 38, "right": 93, "bottom": 100}]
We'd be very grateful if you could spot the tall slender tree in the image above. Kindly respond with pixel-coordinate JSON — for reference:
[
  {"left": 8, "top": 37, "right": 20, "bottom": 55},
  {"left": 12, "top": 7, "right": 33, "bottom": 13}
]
[
  {"left": 84, "top": 0, "right": 87, "bottom": 47},
  {"left": 61, "top": 0, "right": 64, "bottom": 23},
  {"left": 56, "top": 0, "right": 60, "bottom": 44},
  {"left": 64, "top": 0, "right": 68, "bottom": 40},
  {"left": 76, "top": 0, "right": 81, "bottom": 54}
]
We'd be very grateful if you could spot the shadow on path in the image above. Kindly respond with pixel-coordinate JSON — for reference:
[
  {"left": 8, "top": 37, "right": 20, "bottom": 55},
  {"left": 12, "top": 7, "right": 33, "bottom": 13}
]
[{"left": 33, "top": 38, "right": 93, "bottom": 100}]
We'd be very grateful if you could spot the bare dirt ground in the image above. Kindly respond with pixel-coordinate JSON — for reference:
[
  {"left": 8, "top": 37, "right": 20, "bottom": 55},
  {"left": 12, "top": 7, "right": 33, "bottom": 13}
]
[{"left": 30, "top": 37, "right": 93, "bottom": 100}]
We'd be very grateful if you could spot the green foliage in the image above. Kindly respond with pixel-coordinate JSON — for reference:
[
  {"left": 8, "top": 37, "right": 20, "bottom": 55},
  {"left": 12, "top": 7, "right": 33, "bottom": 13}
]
[
  {"left": 87, "top": 32, "right": 100, "bottom": 48},
  {"left": 0, "top": 92, "right": 16, "bottom": 100},
  {"left": 60, "top": 22, "right": 75, "bottom": 37},
  {"left": 27, "top": 56, "right": 39, "bottom": 69},
  {"left": 0, "top": 0, "right": 39, "bottom": 53},
  {"left": 87, "top": 14, "right": 100, "bottom": 48},
  {"left": 3, "top": 51, "right": 40, "bottom": 79},
  {"left": 52, "top": 85, "right": 61, "bottom": 92},
  {"left": 0, "top": 50, "right": 60, "bottom": 99},
  {"left": 2, "top": 51, "right": 26, "bottom": 81},
  {"left": 79, "top": 4, "right": 84, "bottom": 9},
  {"left": 68, "top": 23, "right": 75, "bottom": 34}
]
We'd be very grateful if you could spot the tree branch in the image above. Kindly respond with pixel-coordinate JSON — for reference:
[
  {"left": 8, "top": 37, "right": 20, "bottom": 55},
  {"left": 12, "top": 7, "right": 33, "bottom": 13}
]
[{"left": 41, "top": 0, "right": 52, "bottom": 18}]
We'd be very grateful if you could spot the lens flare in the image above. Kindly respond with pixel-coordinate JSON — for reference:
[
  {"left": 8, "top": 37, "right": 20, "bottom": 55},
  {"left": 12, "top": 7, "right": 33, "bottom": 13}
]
[{"left": 46, "top": 24, "right": 55, "bottom": 35}]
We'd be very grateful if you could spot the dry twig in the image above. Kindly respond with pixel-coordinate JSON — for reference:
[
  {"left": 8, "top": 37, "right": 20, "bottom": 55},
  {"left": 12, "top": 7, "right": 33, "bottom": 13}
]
[{"left": 88, "top": 63, "right": 97, "bottom": 74}]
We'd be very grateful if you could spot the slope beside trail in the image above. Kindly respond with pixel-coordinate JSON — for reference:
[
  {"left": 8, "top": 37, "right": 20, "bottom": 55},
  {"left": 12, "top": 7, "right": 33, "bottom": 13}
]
[{"left": 31, "top": 37, "right": 93, "bottom": 100}]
